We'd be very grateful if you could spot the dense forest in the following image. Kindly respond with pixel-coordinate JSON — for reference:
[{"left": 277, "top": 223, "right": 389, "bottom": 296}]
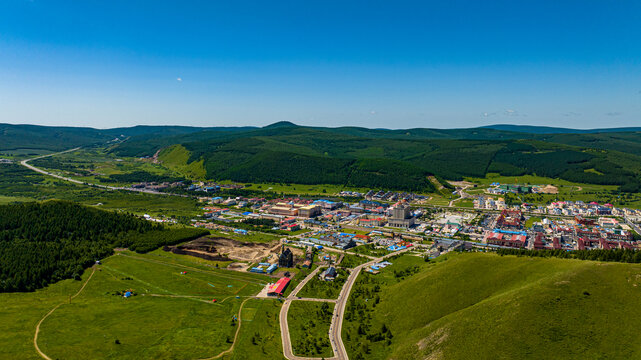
[
  {"left": 5, "top": 122, "right": 641, "bottom": 193},
  {"left": 111, "top": 124, "right": 641, "bottom": 193},
  {"left": 0, "top": 201, "right": 208, "bottom": 292}
]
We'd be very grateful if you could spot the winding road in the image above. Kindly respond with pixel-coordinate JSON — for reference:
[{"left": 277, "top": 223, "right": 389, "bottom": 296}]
[{"left": 20, "top": 147, "right": 185, "bottom": 197}]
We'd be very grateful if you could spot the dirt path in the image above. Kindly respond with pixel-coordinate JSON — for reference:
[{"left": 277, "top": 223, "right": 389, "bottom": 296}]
[
  {"left": 198, "top": 298, "right": 250, "bottom": 360},
  {"left": 34, "top": 266, "right": 96, "bottom": 360}
]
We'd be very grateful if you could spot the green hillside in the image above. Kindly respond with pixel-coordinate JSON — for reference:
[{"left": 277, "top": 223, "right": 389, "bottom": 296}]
[
  {"left": 157, "top": 144, "right": 207, "bottom": 179},
  {"left": 343, "top": 252, "right": 641, "bottom": 360},
  {"left": 5, "top": 122, "right": 641, "bottom": 192},
  {"left": 111, "top": 124, "right": 641, "bottom": 192},
  {"left": 0, "top": 249, "right": 278, "bottom": 360}
]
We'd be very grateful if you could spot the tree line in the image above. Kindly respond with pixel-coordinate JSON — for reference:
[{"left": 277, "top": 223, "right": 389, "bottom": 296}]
[
  {"left": 0, "top": 201, "right": 208, "bottom": 292},
  {"left": 496, "top": 248, "right": 641, "bottom": 263}
]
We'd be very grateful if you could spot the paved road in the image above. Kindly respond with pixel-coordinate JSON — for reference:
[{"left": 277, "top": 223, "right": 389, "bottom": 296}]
[
  {"left": 448, "top": 184, "right": 473, "bottom": 207},
  {"left": 280, "top": 247, "right": 411, "bottom": 360},
  {"left": 280, "top": 266, "right": 328, "bottom": 360},
  {"left": 20, "top": 147, "right": 186, "bottom": 197},
  {"left": 329, "top": 248, "right": 411, "bottom": 360}
]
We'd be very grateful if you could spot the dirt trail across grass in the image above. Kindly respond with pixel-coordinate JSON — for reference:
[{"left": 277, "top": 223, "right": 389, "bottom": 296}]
[
  {"left": 34, "top": 266, "right": 96, "bottom": 360},
  {"left": 198, "top": 298, "right": 250, "bottom": 360}
]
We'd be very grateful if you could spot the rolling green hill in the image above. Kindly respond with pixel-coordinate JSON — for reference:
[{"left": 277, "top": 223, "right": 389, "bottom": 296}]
[
  {"left": 4, "top": 122, "right": 641, "bottom": 192},
  {"left": 343, "top": 252, "right": 641, "bottom": 360},
  {"left": 112, "top": 123, "right": 641, "bottom": 192}
]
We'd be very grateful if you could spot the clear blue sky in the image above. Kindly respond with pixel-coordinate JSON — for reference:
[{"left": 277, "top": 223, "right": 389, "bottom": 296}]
[{"left": 0, "top": 0, "right": 640, "bottom": 129}]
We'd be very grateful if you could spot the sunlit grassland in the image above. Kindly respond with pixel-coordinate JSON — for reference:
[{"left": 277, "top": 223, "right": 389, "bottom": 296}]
[
  {"left": 343, "top": 252, "right": 641, "bottom": 360},
  {"left": 0, "top": 249, "right": 278, "bottom": 360}
]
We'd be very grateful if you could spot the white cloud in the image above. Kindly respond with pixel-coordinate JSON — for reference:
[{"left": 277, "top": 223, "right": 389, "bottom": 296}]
[
  {"left": 370, "top": 110, "right": 376, "bottom": 115},
  {"left": 176, "top": 77, "right": 182, "bottom": 82}
]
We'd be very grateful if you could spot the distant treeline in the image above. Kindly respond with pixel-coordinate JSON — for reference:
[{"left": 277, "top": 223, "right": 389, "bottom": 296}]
[
  {"left": 496, "top": 248, "right": 641, "bottom": 264},
  {"left": 0, "top": 201, "right": 208, "bottom": 292}
]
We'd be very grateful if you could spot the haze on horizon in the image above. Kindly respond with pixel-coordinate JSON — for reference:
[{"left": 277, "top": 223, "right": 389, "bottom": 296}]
[{"left": 0, "top": 0, "right": 640, "bottom": 130}]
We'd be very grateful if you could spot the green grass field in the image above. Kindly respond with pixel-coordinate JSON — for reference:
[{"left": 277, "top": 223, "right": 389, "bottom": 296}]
[
  {"left": 288, "top": 301, "right": 334, "bottom": 357},
  {"left": 222, "top": 298, "right": 283, "bottom": 360},
  {"left": 0, "top": 249, "right": 281, "bottom": 360},
  {"left": 343, "top": 252, "right": 641, "bottom": 360}
]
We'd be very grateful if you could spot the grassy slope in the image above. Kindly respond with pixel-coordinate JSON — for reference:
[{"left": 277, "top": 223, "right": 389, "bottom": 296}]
[
  {"left": 158, "top": 144, "right": 207, "bottom": 180},
  {"left": 343, "top": 253, "right": 641, "bottom": 360},
  {"left": 0, "top": 250, "right": 280, "bottom": 360}
]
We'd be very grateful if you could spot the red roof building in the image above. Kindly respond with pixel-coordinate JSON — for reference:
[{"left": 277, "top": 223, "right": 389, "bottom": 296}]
[{"left": 267, "top": 277, "right": 291, "bottom": 296}]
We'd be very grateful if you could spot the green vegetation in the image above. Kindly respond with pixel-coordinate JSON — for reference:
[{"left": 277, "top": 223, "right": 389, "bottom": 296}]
[
  {"left": 158, "top": 144, "right": 207, "bottom": 179},
  {"left": 209, "top": 229, "right": 281, "bottom": 244},
  {"left": 0, "top": 246, "right": 276, "bottom": 360},
  {"left": 496, "top": 248, "right": 641, "bottom": 263},
  {"left": 525, "top": 216, "right": 542, "bottom": 228},
  {"left": 349, "top": 243, "right": 389, "bottom": 257},
  {"left": 297, "top": 267, "right": 348, "bottom": 299},
  {"left": 111, "top": 124, "right": 641, "bottom": 193},
  {"left": 225, "top": 298, "right": 283, "bottom": 360},
  {"left": 0, "top": 163, "right": 203, "bottom": 218},
  {"left": 0, "top": 201, "right": 206, "bottom": 292},
  {"left": 340, "top": 253, "right": 370, "bottom": 268},
  {"left": 343, "top": 252, "right": 641, "bottom": 359},
  {"left": 288, "top": 301, "right": 334, "bottom": 357}
]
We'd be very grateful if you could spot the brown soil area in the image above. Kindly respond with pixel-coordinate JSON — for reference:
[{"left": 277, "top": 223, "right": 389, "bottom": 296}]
[
  {"left": 540, "top": 185, "right": 559, "bottom": 194},
  {"left": 164, "top": 236, "right": 280, "bottom": 263}
]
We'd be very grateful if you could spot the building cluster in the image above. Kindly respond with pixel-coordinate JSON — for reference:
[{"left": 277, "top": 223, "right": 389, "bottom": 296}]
[
  {"left": 475, "top": 196, "right": 641, "bottom": 220},
  {"left": 482, "top": 209, "right": 638, "bottom": 251},
  {"left": 336, "top": 189, "right": 427, "bottom": 203},
  {"left": 131, "top": 181, "right": 243, "bottom": 193},
  {"left": 300, "top": 231, "right": 359, "bottom": 250}
]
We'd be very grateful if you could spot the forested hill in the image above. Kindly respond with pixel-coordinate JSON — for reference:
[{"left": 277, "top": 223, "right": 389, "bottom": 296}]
[
  {"left": 0, "top": 123, "right": 257, "bottom": 152},
  {"left": 4, "top": 122, "right": 641, "bottom": 192},
  {"left": 110, "top": 123, "right": 641, "bottom": 193},
  {"left": 0, "top": 201, "right": 208, "bottom": 292}
]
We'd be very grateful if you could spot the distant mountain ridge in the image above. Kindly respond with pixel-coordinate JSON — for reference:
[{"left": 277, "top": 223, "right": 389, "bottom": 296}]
[{"left": 482, "top": 124, "right": 641, "bottom": 134}]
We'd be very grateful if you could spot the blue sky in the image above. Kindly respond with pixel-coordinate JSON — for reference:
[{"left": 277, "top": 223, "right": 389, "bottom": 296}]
[{"left": 0, "top": 0, "right": 640, "bottom": 129}]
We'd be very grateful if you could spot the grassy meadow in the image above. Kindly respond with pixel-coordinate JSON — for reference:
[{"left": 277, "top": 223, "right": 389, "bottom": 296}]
[
  {"left": 343, "top": 252, "right": 641, "bottom": 360},
  {"left": 0, "top": 249, "right": 281, "bottom": 360}
]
